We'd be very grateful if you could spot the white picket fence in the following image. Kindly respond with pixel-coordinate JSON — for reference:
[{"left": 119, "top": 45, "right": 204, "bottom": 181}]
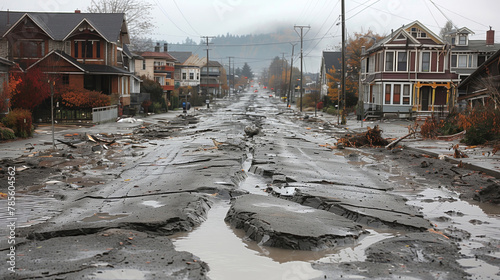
[{"left": 92, "top": 105, "right": 118, "bottom": 123}]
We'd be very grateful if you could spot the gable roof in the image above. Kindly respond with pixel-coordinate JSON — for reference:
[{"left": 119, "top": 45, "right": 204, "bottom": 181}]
[
  {"left": 169, "top": 52, "right": 193, "bottom": 64},
  {"left": 140, "top": 51, "right": 177, "bottom": 62},
  {"left": 27, "top": 50, "right": 132, "bottom": 75},
  {"left": 0, "top": 11, "right": 127, "bottom": 43},
  {"left": 368, "top": 20, "right": 444, "bottom": 52}
]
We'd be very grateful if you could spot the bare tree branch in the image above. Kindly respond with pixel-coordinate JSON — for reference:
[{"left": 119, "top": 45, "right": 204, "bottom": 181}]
[{"left": 87, "top": 0, "right": 154, "bottom": 38}]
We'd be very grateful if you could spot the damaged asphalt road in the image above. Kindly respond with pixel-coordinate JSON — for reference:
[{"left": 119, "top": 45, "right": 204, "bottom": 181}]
[{"left": 1, "top": 90, "right": 499, "bottom": 279}]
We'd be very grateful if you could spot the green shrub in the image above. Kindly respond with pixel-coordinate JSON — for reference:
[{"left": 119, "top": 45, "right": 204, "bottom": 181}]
[
  {"left": 0, "top": 126, "right": 15, "bottom": 140},
  {"left": 439, "top": 121, "right": 462, "bottom": 135},
  {"left": 326, "top": 106, "right": 338, "bottom": 115},
  {"left": 152, "top": 102, "right": 162, "bottom": 113},
  {"left": 2, "top": 109, "right": 33, "bottom": 138}
]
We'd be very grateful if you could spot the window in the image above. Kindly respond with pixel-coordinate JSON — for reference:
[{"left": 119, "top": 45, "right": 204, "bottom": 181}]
[
  {"left": 182, "top": 72, "right": 187, "bottom": 80},
  {"left": 62, "top": 74, "right": 70, "bottom": 85},
  {"left": 451, "top": 37, "right": 456, "bottom": 45},
  {"left": 393, "top": 85, "right": 401, "bottom": 104},
  {"left": 451, "top": 55, "right": 457, "bottom": 67},
  {"left": 17, "top": 40, "right": 44, "bottom": 58},
  {"left": 397, "top": 52, "right": 407, "bottom": 71},
  {"left": 368, "top": 55, "right": 375, "bottom": 73},
  {"left": 419, "top": 32, "right": 427, "bottom": 38},
  {"left": 84, "top": 41, "right": 93, "bottom": 58},
  {"left": 458, "top": 55, "right": 467, "bottom": 68},
  {"left": 74, "top": 41, "right": 79, "bottom": 58},
  {"left": 96, "top": 41, "right": 100, "bottom": 58},
  {"left": 189, "top": 72, "right": 194, "bottom": 80},
  {"left": 142, "top": 60, "right": 146, "bottom": 70},
  {"left": 197, "top": 73, "right": 199, "bottom": 80},
  {"left": 403, "top": 85, "right": 411, "bottom": 105},
  {"left": 385, "top": 52, "right": 394, "bottom": 71},
  {"left": 421, "top": 52, "right": 430, "bottom": 72},
  {"left": 385, "top": 84, "right": 391, "bottom": 104},
  {"left": 459, "top": 35, "right": 467, "bottom": 45},
  {"left": 74, "top": 40, "right": 100, "bottom": 59}
]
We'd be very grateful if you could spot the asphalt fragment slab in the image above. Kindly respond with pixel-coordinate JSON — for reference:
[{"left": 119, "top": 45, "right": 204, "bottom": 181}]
[{"left": 225, "top": 194, "right": 367, "bottom": 251}]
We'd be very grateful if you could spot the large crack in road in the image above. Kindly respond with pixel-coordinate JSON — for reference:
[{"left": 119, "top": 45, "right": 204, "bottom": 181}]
[{"left": 1, "top": 89, "right": 499, "bottom": 279}]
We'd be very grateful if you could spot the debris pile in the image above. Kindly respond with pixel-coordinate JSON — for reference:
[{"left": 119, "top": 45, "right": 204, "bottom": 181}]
[
  {"left": 244, "top": 125, "right": 260, "bottom": 137},
  {"left": 337, "top": 125, "right": 389, "bottom": 148}
]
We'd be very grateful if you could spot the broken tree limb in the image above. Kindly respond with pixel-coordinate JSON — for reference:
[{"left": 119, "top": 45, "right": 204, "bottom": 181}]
[
  {"left": 56, "top": 139, "right": 77, "bottom": 149},
  {"left": 385, "top": 132, "right": 415, "bottom": 150},
  {"left": 91, "top": 134, "right": 116, "bottom": 145},
  {"left": 87, "top": 134, "right": 97, "bottom": 143}
]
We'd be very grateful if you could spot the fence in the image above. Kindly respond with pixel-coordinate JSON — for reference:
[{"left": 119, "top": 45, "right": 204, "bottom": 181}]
[{"left": 92, "top": 105, "right": 118, "bottom": 123}]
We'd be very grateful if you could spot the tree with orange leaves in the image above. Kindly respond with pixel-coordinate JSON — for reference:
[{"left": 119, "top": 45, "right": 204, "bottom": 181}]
[{"left": 9, "top": 68, "right": 51, "bottom": 111}]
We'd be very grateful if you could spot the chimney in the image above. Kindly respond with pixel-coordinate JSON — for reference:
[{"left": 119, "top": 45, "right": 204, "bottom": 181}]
[
  {"left": 75, "top": 9, "right": 81, "bottom": 13},
  {"left": 164, "top": 43, "right": 168, "bottom": 52},
  {"left": 486, "top": 27, "right": 495, "bottom": 46},
  {"left": 154, "top": 42, "right": 160, "bottom": 52}
]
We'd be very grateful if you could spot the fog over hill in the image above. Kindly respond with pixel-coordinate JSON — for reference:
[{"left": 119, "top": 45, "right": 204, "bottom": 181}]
[{"left": 164, "top": 27, "right": 336, "bottom": 73}]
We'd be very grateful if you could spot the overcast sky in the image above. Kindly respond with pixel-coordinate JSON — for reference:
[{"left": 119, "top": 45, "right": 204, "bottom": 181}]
[{"left": 2, "top": 0, "right": 499, "bottom": 71}]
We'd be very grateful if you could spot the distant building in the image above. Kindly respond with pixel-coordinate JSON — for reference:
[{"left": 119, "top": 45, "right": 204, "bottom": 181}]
[
  {"left": 359, "top": 21, "right": 460, "bottom": 119},
  {"left": 170, "top": 51, "right": 201, "bottom": 89},
  {"left": 444, "top": 27, "right": 500, "bottom": 82},
  {"left": 458, "top": 47, "right": 500, "bottom": 108},
  {"left": 201, "top": 60, "right": 223, "bottom": 96},
  {"left": 135, "top": 43, "right": 176, "bottom": 103},
  {"left": 319, "top": 51, "right": 341, "bottom": 97}
]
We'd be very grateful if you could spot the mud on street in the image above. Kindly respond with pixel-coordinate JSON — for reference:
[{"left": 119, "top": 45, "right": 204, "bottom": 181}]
[{"left": 1, "top": 90, "right": 500, "bottom": 280}]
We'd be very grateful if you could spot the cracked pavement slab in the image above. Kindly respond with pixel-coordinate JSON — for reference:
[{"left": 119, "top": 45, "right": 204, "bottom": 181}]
[{"left": 225, "top": 194, "right": 366, "bottom": 250}]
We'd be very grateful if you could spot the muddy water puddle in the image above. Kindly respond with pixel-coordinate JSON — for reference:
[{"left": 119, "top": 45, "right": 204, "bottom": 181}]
[
  {"left": 367, "top": 153, "right": 500, "bottom": 279},
  {"left": 0, "top": 194, "right": 59, "bottom": 233},
  {"left": 171, "top": 152, "right": 401, "bottom": 279},
  {"left": 405, "top": 187, "right": 500, "bottom": 278}
]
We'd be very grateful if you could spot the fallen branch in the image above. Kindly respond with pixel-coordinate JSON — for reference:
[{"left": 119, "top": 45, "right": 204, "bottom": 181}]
[
  {"left": 385, "top": 132, "right": 415, "bottom": 150},
  {"left": 56, "top": 139, "right": 77, "bottom": 149}
]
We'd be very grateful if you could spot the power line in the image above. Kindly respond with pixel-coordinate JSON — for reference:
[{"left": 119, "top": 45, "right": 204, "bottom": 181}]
[
  {"left": 432, "top": 1, "right": 489, "bottom": 28},
  {"left": 152, "top": 0, "right": 197, "bottom": 37},
  {"left": 346, "top": 0, "right": 381, "bottom": 21},
  {"left": 172, "top": 0, "right": 201, "bottom": 36},
  {"left": 423, "top": 0, "right": 441, "bottom": 29}
]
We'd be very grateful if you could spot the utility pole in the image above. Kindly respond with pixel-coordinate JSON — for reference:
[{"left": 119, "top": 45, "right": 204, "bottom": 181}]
[
  {"left": 280, "top": 52, "right": 286, "bottom": 98},
  {"left": 294, "top": 25, "right": 310, "bottom": 112},
  {"left": 201, "top": 36, "right": 215, "bottom": 98},
  {"left": 50, "top": 79, "right": 55, "bottom": 150},
  {"left": 287, "top": 43, "right": 296, "bottom": 107},
  {"left": 228, "top": 56, "right": 233, "bottom": 97},
  {"left": 341, "top": 0, "right": 346, "bottom": 124}
]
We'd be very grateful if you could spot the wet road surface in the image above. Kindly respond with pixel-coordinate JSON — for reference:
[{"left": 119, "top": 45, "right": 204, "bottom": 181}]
[{"left": 1, "top": 89, "right": 499, "bottom": 279}]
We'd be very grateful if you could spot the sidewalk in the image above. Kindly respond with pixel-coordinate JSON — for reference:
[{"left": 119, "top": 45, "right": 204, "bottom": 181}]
[
  {"left": 0, "top": 110, "right": 183, "bottom": 160},
  {"left": 297, "top": 106, "right": 500, "bottom": 179}
]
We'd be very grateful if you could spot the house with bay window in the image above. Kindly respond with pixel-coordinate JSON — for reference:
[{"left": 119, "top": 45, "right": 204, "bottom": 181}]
[
  {"left": 0, "top": 10, "right": 135, "bottom": 113},
  {"left": 360, "top": 21, "right": 460, "bottom": 119}
]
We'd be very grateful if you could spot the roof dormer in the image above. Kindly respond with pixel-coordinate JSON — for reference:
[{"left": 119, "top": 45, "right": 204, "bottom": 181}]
[{"left": 450, "top": 27, "right": 474, "bottom": 46}]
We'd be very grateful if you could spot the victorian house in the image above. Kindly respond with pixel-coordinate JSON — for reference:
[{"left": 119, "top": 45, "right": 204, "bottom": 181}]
[
  {"left": 360, "top": 21, "right": 460, "bottom": 119},
  {"left": 0, "top": 10, "right": 135, "bottom": 113}
]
